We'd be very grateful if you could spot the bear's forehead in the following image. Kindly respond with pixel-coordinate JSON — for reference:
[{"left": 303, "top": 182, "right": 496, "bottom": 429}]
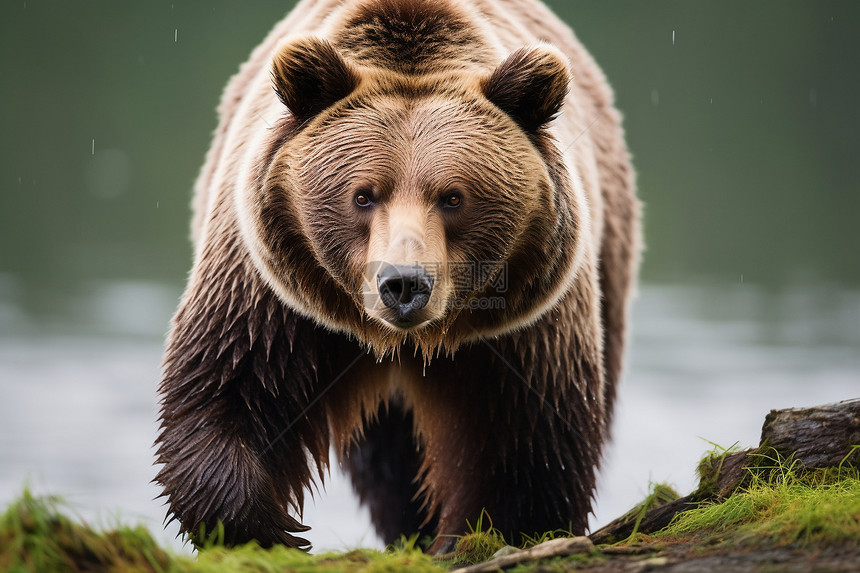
[
  {"left": 294, "top": 94, "right": 540, "bottom": 199},
  {"left": 309, "top": 93, "right": 515, "bottom": 153}
]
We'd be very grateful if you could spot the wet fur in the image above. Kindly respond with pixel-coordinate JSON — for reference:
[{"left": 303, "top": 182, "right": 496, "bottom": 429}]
[{"left": 157, "top": 0, "right": 640, "bottom": 550}]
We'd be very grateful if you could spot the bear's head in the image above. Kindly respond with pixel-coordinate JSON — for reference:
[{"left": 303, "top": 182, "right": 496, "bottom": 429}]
[{"left": 237, "top": 36, "right": 586, "bottom": 358}]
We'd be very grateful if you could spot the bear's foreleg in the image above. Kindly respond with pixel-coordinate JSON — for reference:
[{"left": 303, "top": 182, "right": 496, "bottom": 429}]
[{"left": 155, "top": 244, "right": 334, "bottom": 549}]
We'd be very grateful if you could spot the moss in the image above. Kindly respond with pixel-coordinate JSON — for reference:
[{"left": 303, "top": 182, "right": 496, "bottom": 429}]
[
  {"left": 0, "top": 490, "right": 445, "bottom": 573},
  {"left": 0, "top": 489, "right": 174, "bottom": 572},
  {"left": 448, "top": 510, "right": 508, "bottom": 565},
  {"left": 693, "top": 440, "right": 742, "bottom": 498},
  {"left": 605, "top": 482, "right": 681, "bottom": 544},
  {"left": 450, "top": 531, "right": 506, "bottom": 565},
  {"left": 0, "top": 492, "right": 599, "bottom": 572},
  {"left": 194, "top": 545, "right": 441, "bottom": 573}
]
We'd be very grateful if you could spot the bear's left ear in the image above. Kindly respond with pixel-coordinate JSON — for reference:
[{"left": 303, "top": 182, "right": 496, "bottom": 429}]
[
  {"left": 481, "top": 44, "right": 570, "bottom": 132},
  {"left": 272, "top": 37, "right": 360, "bottom": 122}
]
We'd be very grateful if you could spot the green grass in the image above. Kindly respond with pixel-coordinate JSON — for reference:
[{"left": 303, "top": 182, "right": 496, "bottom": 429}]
[
  {"left": 4, "top": 445, "right": 859, "bottom": 572},
  {"left": 448, "top": 509, "right": 508, "bottom": 565},
  {"left": 656, "top": 448, "right": 860, "bottom": 547},
  {"left": 612, "top": 482, "right": 681, "bottom": 543},
  {"left": 450, "top": 510, "right": 581, "bottom": 565},
  {"left": 0, "top": 490, "right": 444, "bottom": 573},
  {"left": 693, "top": 439, "right": 742, "bottom": 498}
]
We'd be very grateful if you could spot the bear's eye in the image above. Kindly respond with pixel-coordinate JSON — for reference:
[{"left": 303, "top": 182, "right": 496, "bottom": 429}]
[
  {"left": 354, "top": 192, "right": 374, "bottom": 207},
  {"left": 442, "top": 192, "right": 462, "bottom": 209}
]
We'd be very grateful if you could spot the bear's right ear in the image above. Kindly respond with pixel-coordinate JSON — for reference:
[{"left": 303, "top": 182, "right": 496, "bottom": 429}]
[
  {"left": 272, "top": 37, "right": 360, "bottom": 122},
  {"left": 481, "top": 45, "right": 570, "bottom": 132}
]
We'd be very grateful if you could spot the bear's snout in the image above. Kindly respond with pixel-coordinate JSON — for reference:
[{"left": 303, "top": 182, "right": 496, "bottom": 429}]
[{"left": 376, "top": 263, "right": 434, "bottom": 326}]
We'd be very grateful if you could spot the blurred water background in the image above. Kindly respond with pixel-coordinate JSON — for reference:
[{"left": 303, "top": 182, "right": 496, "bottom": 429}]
[{"left": 1, "top": 1, "right": 858, "bottom": 552}]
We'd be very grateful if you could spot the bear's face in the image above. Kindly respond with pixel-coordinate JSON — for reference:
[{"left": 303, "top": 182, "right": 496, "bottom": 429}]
[
  {"left": 293, "top": 91, "right": 553, "bottom": 331},
  {"left": 242, "top": 38, "right": 577, "bottom": 356}
]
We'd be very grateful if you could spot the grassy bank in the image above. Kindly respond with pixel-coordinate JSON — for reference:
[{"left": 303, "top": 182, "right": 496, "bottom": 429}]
[
  {"left": 0, "top": 490, "right": 442, "bottom": 572},
  {"left": 2, "top": 448, "right": 858, "bottom": 572},
  {"left": 656, "top": 447, "right": 860, "bottom": 547}
]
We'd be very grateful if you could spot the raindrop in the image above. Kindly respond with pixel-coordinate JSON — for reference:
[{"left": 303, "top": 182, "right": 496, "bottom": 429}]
[
  {"left": 672, "top": 30, "right": 675, "bottom": 45},
  {"left": 92, "top": 138, "right": 95, "bottom": 155},
  {"left": 174, "top": 29, "right": 178, "bottom": 43}
]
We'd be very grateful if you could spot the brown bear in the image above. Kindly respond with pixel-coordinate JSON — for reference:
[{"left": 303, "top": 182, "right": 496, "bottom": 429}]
[{"left": 155, "top": 0, "right": 640, "bottom": 553}]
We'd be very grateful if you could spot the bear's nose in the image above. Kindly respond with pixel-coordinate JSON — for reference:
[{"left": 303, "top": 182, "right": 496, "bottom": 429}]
[{"left": 377, "top": 264, "right": 434, "bottom": 323}]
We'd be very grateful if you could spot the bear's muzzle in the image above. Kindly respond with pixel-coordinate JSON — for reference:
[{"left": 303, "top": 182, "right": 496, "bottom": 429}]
[{"left": 376, "top": 263, "right": 434, "bottom": 327}]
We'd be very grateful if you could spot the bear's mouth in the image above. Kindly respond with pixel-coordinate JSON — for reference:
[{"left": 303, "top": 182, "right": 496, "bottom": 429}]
[
  {"left": 386, "top": 315, "right": 428, "bottom": 330},
  {"left": 369, "top": 305, "right": 434, "bottom": 331}
]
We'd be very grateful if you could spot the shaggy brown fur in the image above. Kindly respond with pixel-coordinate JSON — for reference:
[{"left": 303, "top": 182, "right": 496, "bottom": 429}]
[{"left": 156, "top": 0, "right": 640, "bottom": 552}]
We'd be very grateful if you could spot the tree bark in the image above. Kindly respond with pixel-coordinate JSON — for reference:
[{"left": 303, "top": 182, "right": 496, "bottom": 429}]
[{"left": 760, "top": 398, "right": 860, "bottom": 469}]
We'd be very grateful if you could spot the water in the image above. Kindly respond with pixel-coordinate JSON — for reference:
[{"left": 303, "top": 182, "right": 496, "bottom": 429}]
[{"left": 1, "top": 278, "right": 856, "bottom": 552}]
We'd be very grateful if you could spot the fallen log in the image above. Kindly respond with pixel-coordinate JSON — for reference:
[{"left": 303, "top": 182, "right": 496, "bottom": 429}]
[{"left": 761, "top": 399, "right": 860, "bottom": 469}]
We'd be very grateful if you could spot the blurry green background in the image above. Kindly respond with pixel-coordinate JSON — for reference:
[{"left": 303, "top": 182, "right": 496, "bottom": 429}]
[{"left": 2, "top": 1, "right": 859, "bottom": 306}]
